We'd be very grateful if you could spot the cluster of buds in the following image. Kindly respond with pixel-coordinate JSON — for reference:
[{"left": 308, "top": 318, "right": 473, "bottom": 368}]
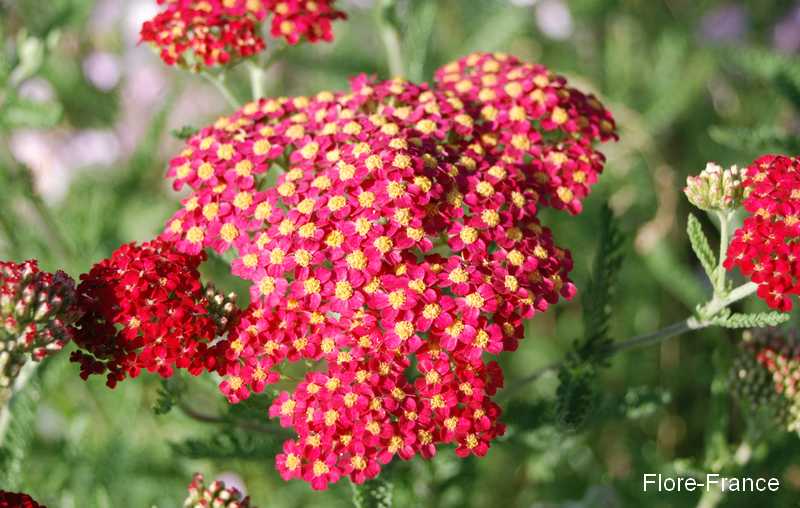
[
  {"left": 724, "top": 155, "right": 800, "bottom": 311},
  {"left": 69, "top": 240, "right": 232, "bottom": 387},
  {"left": 0, "top": 260, "right": 80, "bottom": 403},
  {"left": 731, "top": 329, "right": 800, "bottom": 432},
  {"left": 184, "top": 473, "right": 253, "bottom": 508},
  {"left": 684, "top": 162, "right": 747, "bottom": 212},
  {"left": 140, "top": 0, "right": 345, "bottom": 69},
  {"left": 152, "top": 51, "right": 616, "bottom": 489},
  {"left": 204, "top": 282, "right": 239, "bottom": 335},
  {"left": 0, "top": 490, "right": 45, "bottom": 508}
]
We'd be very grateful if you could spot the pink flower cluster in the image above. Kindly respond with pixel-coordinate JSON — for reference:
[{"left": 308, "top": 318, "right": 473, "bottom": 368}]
[
  {"left": 140, "top": 0, "right": 345, "bottom": 68},
  {"left": 70, "top": 240, "right": 224, "bottom": 387},
  {"left": 724, "top": 155, "right": 800, "bottom": 311},
  {"left": 160, "top": 52, "right": 616, "bottom": 488}
]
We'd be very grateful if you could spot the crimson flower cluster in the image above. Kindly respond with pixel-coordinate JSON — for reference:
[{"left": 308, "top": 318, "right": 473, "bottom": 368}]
[
  {"left": 185, "top": 473, "right": 253, "bottom": 508},
  {"left": 724, "top": 154, "right": 800, "bottom": 311},
  {"left": 731, "top": 329, "right": 800, "bottom": 432},
  {"left": 159, "top": 51, "right": 616, "bottom": 488},
  {"left": 140, "top": 0, "right": 345, "bottom": 68},
  {"left": 0, "top": 490, "right": 45, "bottom": 508},
  {"left": 1, "top": 260, "right": 79, "bottom": 402},
  {"left": 69, "top": 239, "right": 225, "bottom": 387}
]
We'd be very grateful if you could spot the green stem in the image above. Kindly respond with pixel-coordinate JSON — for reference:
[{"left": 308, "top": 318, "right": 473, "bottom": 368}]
[
  {"left": 247, "top": 61, "right": 266, "bottom": 101},
  {"left": 714, "top": 211, "right": 731, "bottom": 294},
  {"left": 0, "top": 362, "right": 38, "bottom": 447},
  {"left": 376, "top": 0, "right": 405, "bottom": 77},
  {"left": 504, "top": 282, "right": 759, "bottom": 397},
  {"left": 202, "top": 72, "right": 240, "bottom": 109}
]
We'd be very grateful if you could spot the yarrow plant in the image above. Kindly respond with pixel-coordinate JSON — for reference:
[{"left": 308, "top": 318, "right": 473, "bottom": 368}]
[{"left": 6, "top": 0, "right": 800, "bottom": 504}]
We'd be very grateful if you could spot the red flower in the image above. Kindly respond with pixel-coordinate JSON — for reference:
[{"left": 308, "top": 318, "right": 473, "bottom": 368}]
[
  {"left": 724, "top": 155, "right": 800, "bottom": 311},
  {"left": 141, "top": 0, "right": 345, "bottom": 69},
  {"left": 70, "top": 239, "right": 230, "bottom": 387}
]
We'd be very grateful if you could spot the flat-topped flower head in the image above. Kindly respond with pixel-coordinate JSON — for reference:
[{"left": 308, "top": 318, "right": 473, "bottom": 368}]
[
  {"left": 1, "top": 259, "right": 80, "bottom": 402},
  {"left": 141, "top": 0, "right": 345, "bottom": 69},
  {"left": 685, "top": 162, "right": 747, "bottom": 212},
  {"left": 70, "top": 239, "right": 234, "bottom": 387},
  {"left": 160, "top": 52, "right": 616, "bottom": 488},
  {"left": 724, "top": 155, "right": 800, "bottom": 311}
]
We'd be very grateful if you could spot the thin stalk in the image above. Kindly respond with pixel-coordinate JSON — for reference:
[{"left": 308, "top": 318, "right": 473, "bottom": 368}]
[
  {"left": 0, "top": 361, "right": 38, "bottom": 447},
  {"left": 714, "top": 211, "right": 731, "bottom": 293},
  {"left": 247, "top": 62, "right": 266, "bottom": 100},
  {"left": 504, "top": 281, "right": 759, "bottom": 397},
  {"left": 176, "top": 399, "right": 283, "bottom": 435},
  {"left": 376, "top": 0, "right": 405, "bottom": 77},
  {"left": 202, "top": 72, "right": 240, "bottom": 109}
]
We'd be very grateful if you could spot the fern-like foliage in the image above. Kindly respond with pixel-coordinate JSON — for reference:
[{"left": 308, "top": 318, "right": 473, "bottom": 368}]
[
  {"left": 171, "top": 429, "right": 282, "bottom": 461},
  {"left": 709, "top": 125, "right": 800, "bottom": 154},
  {"left": 555, "top": 205, "right": 626, "bottom": 431},
  {"left": 351, "top": 478, "right": 393, "bottom": 508},
  {"left": 686, "top": 213, "right": 717, "bottom": 282},
  {"left": 0, "top": 377, "right": 39, "bottom": 489},
  {"left": 707, "top": 309, "right": 790, "bottom": 329},
  {"left": 577, "top": 205, "right": 626, "bottom": 362},
  {"left": 152, "top": 377, "right": 187, "bottom": 415}
]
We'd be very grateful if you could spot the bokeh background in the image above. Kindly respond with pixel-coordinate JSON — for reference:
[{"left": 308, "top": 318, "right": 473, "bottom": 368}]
[{"left": 2, "top": 0, "right": 800, "bottom": 506}]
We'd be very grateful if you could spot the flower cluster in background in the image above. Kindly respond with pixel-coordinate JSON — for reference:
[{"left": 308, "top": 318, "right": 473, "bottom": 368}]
[
  {"left": 184, "top": 472, "right": 253, "bottom": 508},
  {"left": 725, "top": 154, "right": 800, "bottom": 311},
  {"left": 732, "top": 329, "right": 800, "bottom": 432},
  {"left": 140, "top": 0, "right": 346, "bottom": 68},
  {"left": 149, "top": 51, "right": 617, "bottom": 488},
  {"left": 0, "top": 490, "right": 45, "bottom": 508},
  {"left": 0, "top": 260, "right": 80, "bottom": 403},
  {"left": 69, "top": 240, "right": 224, "bottom": 387}
]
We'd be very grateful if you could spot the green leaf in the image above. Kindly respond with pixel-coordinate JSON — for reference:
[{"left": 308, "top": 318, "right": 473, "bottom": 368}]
[
  {"left": 709, "top": 125, "right": 800, "bottom": 154},
  {"left": 351, "top": 478, "right": 393, "bottom": 508},
  {"left": 579, "top": 204, "right": 625, "bottom": 361},
  {"left": 554, "top": 363, "right": 596, "bottom": 432},
  {"left": 686, "top": 213, "right": 717, "bottom": 282},
  {"left": 709, "top": 311, "right": 790, "bottom": 329},
  {"left": 152, "top": 377, "right": 186, "bottom": 416},
  {"left": 0, "top": 95, "right": 62, "bottom": 129},
  {"left": 171, "top": 125, "right": 198, "bottom": 140}
]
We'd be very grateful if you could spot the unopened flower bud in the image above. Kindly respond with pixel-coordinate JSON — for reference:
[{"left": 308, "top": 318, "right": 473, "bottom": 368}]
[
  {"left": 731, "top": 329, "right": 800, "bottom": 432},
  {"left": 184, "top": 473, "right": 252, "bottom": 508},
  {"left": 684, "top": 162, "right": 747, "bottom": 212},
  {"left": 0, "top": 260, "right": 81, "bottom": 403}
]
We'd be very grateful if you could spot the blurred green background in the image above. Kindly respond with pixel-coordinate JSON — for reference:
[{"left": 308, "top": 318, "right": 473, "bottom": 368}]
[{"left": 2, "top": 0, "right": 800, "bottom": 506}]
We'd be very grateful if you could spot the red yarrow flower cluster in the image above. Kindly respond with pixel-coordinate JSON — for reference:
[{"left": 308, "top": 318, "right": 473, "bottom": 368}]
[
  {"left": 0, "top": 491, "right": 45, "bottom": 508},
  {"left": 160, "top": 52, "right": 616, "bottom": 488},
  {"left": 185, "top": 473, "right": 253, "bottom": 508},
  {"left": 140, "top": 0, "right": 345, "bottom": 69},
  {"left": 1, "top": 260, "right": 80, "bottom": 401},
  {"left": 70, "top": 239, "right": 226, "bottom": 387},
  {"left": 724, "top": 154, "right": 800, "bottom": 311}
]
